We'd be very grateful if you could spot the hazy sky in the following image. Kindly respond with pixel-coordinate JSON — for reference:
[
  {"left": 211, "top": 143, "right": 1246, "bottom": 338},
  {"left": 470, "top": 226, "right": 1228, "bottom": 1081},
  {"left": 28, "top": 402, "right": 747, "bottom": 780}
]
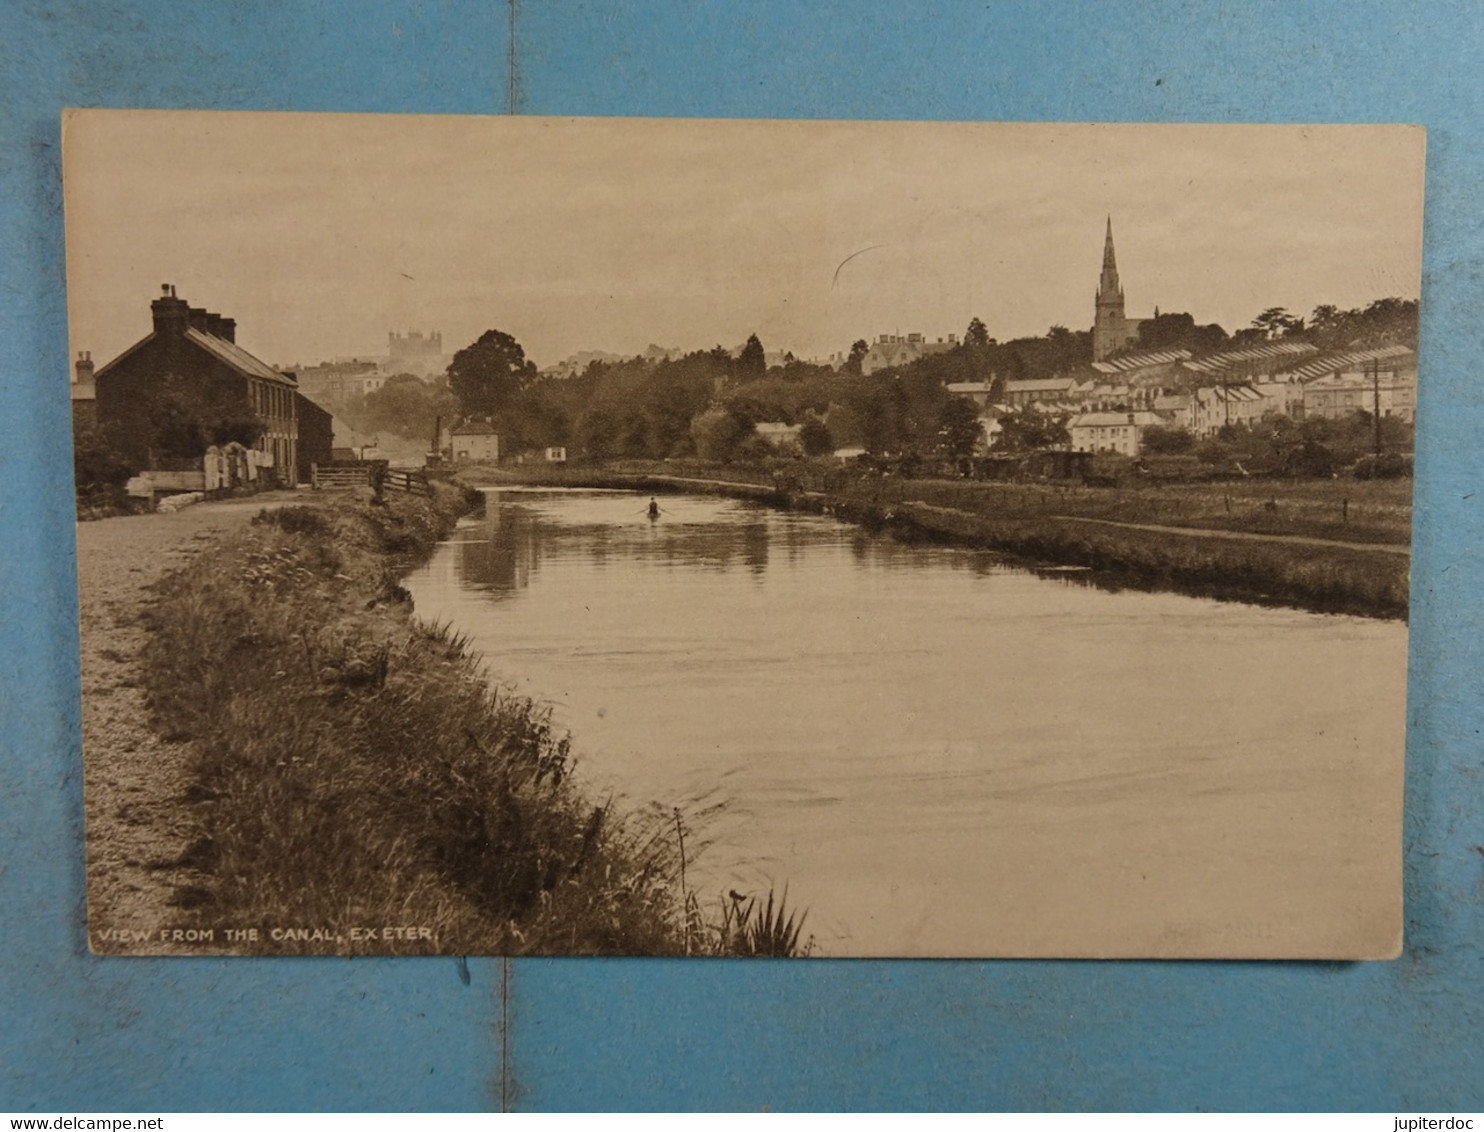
[{"left": 63, "top": 111, "right": 1424, "bottom": 373}]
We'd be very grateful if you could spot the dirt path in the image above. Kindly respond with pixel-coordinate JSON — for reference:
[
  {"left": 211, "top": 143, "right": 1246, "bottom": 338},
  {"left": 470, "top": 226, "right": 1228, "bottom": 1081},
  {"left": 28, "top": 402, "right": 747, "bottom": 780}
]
[
  {"left": 1048, "top": 514, "right": 1411, "bottom": 556},
  {"left": 77, "top": 493, "right": 303, "bottom": 950}
]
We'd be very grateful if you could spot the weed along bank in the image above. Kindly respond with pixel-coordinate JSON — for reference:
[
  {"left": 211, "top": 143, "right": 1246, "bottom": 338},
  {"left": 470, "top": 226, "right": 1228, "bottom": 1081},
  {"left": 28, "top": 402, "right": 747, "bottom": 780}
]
[{"left": 85, "top": 484, "right": 809, "bottom": 957}]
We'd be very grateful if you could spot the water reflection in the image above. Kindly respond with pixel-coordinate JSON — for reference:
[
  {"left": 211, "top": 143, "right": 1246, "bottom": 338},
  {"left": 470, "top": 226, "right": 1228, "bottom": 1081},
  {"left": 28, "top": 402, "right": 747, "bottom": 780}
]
[
  {"left": 407, "top": 488, "right": 1407, "bottom": 957},
  {"left": 456, "top": 504, "right": 539, "bottom": 595},
  {"left": 454, "top": 490, "right": 782, "bottom": 595}
]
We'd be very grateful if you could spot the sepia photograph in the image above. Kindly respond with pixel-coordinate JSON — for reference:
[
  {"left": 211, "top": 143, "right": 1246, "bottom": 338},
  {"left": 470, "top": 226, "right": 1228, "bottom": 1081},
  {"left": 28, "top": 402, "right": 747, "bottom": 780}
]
[{"left": 64, "top": 110, "right": 1422, "bottom": 958}]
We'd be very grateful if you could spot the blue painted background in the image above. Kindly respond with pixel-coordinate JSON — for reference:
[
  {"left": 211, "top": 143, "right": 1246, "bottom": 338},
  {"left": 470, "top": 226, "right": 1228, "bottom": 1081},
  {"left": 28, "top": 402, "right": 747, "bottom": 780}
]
[{"left": 2, "top": 0, "right": 1479, "bottom": 1111}]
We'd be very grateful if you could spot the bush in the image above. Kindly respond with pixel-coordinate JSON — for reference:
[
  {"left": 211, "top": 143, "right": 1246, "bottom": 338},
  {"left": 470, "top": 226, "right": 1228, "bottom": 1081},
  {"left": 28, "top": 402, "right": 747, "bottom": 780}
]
[
  {"left": 1141, "top": 425, "right": 1194, "bottom": 455},
  {"left": 73, "top": 422, "right": 134, "bottom": 493},
  {"left": 1352, "top": 452, "right": 1412, "bottom": 480}
]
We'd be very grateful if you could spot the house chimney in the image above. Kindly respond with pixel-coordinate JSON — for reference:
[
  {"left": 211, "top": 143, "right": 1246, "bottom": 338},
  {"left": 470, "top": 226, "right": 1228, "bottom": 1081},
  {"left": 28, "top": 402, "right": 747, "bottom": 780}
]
[
  {"left": 217, "top": 316, "right": 236, "bottom": 343},
  {"left": 151, "top": 284, "right": 190, "bottom": 336},
  {"left": 187, "top": 306, "right": 210, "bottom": 332},
  {"left": 74, "top": 350, "right": 94, "bottom": 384}
]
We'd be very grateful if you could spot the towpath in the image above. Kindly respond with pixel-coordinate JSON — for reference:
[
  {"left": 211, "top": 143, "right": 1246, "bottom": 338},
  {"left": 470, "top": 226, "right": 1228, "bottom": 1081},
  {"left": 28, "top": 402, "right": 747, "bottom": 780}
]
[
  {"left": 485, "top": 471, "right": 1411, "bottom": 558},
  {"left": 76, "top": 493, "right": 302, "bottom": 950},
  {"left": 1045, "top": 514, "right": 1410, "bottom": 556}
]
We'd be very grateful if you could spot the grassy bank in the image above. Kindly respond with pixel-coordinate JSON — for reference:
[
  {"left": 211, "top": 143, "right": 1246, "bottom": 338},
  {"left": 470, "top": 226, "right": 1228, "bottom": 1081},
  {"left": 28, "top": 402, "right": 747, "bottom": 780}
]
[
  {"left": 472, "top": 463, "right": 1409, "bottom": 619},
  {"left": 138, "top": 484, "right": 806, "bottom": 955}
]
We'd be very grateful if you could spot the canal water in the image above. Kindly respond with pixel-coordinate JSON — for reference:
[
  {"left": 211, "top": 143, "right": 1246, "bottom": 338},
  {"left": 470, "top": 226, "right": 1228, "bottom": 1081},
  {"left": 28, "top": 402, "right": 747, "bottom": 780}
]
[{"left": 404, "top": 487, "right": 1406, "bottom": 957}]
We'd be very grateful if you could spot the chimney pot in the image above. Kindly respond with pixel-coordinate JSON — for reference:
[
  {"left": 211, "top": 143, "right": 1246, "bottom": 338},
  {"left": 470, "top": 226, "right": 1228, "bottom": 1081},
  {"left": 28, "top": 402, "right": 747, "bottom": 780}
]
[{"left": 151, "top": 287, "right": 191, "bottom": 336}]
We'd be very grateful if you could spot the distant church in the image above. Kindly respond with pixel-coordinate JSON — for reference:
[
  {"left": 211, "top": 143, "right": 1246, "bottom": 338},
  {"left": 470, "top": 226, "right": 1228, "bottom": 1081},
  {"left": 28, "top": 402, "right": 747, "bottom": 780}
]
[{"left": 1092, "top": 217, "right": 1151, "bottom": 362}]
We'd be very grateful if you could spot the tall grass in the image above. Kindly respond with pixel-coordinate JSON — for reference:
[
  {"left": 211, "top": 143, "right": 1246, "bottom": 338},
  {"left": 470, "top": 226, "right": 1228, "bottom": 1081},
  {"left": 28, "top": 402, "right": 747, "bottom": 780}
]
[{"left": 139, "top": 486, "right": 808, "bottom": 955}]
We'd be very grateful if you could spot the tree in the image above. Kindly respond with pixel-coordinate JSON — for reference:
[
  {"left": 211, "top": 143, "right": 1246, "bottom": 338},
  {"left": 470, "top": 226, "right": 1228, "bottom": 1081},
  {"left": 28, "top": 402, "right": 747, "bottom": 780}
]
[
  {"left": 1251, "top": 307, "right": 1304, "bottom": 340},
  {"left": 359, "top": 373, "right": 457, "bottom": 442},
  {"left": 738, "top": 333, "right": 766, "bottom": 377},
  {"left": 936, "top": 397, "right": 983, "bottom": 458},
  {"left": 126, "top": 373, "right": 261, "bottom": 462},
  {"left": 447, "top": 329, "right": 537, "bottom": 420},
  {"left": 798, "top": 417, "right": 834, "bottom": 457},
  {"left": 1134, "top": 311, "right": 1230, "bottom": 355},
  {"left": 690, "top": 406, "right": 750, "bottom": 461},
  {"left": 965, "top": 317, "right": 991, "bottom": 351},
  {"left": 990, "top": 408, "right": 1070, "bottom": 452},
  {"left": 842, "top": 338, "right": 869, "bottom": 376}
]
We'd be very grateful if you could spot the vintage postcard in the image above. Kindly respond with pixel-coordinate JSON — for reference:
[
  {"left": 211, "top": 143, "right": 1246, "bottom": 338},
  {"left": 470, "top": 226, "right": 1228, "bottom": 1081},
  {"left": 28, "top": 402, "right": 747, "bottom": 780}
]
[{"left": 64, "top": 110, "right": 1421, "bottom": 957}]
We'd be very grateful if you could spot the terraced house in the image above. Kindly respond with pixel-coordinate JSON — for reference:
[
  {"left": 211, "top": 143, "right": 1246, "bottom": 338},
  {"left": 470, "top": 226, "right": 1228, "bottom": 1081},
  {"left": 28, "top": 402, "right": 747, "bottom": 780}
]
[{"left": 90, "top": 284, "right": 329, "bottom": 486}]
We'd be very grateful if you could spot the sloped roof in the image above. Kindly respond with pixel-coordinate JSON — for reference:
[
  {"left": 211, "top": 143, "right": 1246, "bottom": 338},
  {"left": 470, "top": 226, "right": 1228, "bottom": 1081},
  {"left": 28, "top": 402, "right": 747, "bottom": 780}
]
[
  {"left": 1007, "top": 377, "right": 1080, "bottom": 392},
  {"left": 94, "top": 326, "right": 296, "bottom": 387},
  {"left": 1197, "top": 384, "right": 1264, "bottom": 402},
  {"left": 451, "top": 419, "right": 498, "bottom": 435},
  {"left": 184, "top": 329, "right": 296, "bottom": 385},
  {"left": 1181, "top": 341, "right": 1318, "bottom": 374},
  {"left": 1279, "top": 344, "right": 1415, "bottom": 382},
  {"left": 1069, "top": 411, "right": 1166, "bottom": 427},
  {"left": 1090, "top": 348, "right": 1191, "bottom": 374}
]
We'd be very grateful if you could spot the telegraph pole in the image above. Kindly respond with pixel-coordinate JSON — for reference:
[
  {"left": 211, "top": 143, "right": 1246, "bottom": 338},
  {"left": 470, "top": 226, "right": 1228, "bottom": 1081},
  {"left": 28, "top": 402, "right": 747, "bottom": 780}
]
[{"left": 1371, "top": 357, "right": 1382, "bottom": 458}]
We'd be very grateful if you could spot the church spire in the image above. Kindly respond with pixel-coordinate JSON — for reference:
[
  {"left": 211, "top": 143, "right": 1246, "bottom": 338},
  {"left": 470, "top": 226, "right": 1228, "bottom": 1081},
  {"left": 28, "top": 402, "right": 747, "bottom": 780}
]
[
  {"left": 1099, "top": 215, "right": 1121, "bottom": 297},
  {"left": 1093, "top": 215, "right": 1129, "bottom": 362}
]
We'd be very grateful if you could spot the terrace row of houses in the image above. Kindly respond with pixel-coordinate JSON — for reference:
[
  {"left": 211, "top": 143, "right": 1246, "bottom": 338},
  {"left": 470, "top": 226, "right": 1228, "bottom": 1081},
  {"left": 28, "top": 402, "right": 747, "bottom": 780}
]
[
  {"left": 72, "top": 286, "right": 344, "bottom": 490},
  {"left": 949, "top": 341, "right": 1417, "bottom": 457}
]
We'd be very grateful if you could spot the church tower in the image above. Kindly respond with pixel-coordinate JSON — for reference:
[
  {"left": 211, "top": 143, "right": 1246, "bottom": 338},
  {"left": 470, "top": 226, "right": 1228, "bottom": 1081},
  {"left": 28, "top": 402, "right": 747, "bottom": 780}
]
[{"left": 1093, "top": 216, "right": 1129, "bottom": 362}]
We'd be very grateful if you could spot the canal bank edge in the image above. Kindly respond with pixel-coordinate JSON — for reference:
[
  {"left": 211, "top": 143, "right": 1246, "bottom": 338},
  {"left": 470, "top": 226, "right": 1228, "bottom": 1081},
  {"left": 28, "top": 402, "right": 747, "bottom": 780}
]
[
  {"left": 466, "top": 466, "right": 1409, "bottom": 620},
  {"left": 99, "top": 481, "right": 809, "bottom": 957}
]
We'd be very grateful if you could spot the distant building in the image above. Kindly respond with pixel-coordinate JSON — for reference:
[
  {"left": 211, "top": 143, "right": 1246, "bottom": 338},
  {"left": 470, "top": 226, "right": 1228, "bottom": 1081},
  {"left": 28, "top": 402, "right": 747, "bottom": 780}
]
[
  {"left": 1179, "top": 341, "right": 1319, "bottom": 385},
  {"left": 860, "top": 332, "right": 957, "bottom": 375},
  {"left": 1092, "top": 218, "right": 1151, "bottom": 362},
  {"left": 386, "top": 330, "right": 448, "bottom": 377},
  {"left": 1088, "top": 347, "right": 1191, "bottom": 390},
  {"left": 293, "top": 359, "right": 384, "bottom": 406},
  {"left": 90, "top": 285, "right": 311, "bottom": 486},
  {"left": 1068, "top": 410, "right": 1166, "bottom": 456},
  {"left": 1004, "top": 376, "right": 1091, "bottom": 407},
  {"left": 945, "top": 381, "right": 997, "bottom": 409},
  {"left": 1303, "top": 355, "right": 1417, "bottom": 422},
  {"left": 1189, "top": 384, "right": 1266, "bottom": 438},
  {"left": 449, "top": 419, "right": 500, "bottom": 463}
]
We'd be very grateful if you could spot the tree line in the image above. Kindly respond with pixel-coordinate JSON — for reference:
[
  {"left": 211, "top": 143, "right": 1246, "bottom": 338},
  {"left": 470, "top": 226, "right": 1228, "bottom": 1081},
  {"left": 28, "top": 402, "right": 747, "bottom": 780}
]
[{"left": 75, "top": 295, "right": 1421, "bottom": 497}]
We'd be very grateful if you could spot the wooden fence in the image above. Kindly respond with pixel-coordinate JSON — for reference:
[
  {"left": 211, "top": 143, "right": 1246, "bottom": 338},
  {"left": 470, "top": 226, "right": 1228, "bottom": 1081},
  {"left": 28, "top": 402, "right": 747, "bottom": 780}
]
[
  {"left": 310, "top": 462, "right": 432, "bottom": 496},
  {"left": 311, "top": 462, "right": 371, "bottom": 490},
  {"left": 384, "top": 469, "right": 433, "bottom": 497}
]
